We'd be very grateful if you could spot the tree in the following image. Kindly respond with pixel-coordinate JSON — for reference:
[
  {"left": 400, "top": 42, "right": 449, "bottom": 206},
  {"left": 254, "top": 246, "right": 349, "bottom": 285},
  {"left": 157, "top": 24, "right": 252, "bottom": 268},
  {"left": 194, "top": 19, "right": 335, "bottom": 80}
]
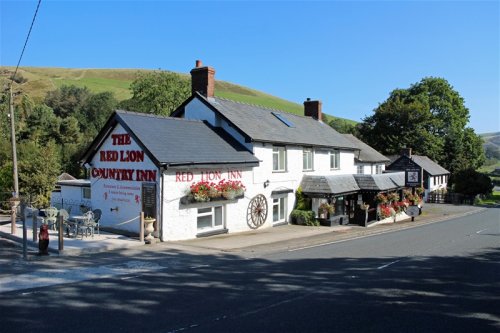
[
  {"left": 45, "top": 85, "right": 91, "bottom": 118},
  {"left": 20, "top": 104, "right": 60, "bottom": 145},
  {"left": 328, "top": 118, "right": 356, "bottom": 134},
  {"left": 358, "top": 77, "right": 484, "bottom": 176},
  {"left": 123, "top": 70, "right": 190, "bottom": 116},
  {"left": 77, "top": 91, "right": 117, "bottom": 137},
  {"left": 452, "top": 169, "right": 493, "bottom": 197},
  {"left": 18, "top": 141, "right": 61, "bottom": 207}
]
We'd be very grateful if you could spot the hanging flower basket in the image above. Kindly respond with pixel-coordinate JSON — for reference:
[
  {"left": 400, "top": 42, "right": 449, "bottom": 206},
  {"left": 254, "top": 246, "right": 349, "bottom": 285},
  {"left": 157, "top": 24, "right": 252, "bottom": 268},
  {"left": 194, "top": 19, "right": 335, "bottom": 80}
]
[{"left": 186, "top": 179, "right": 246, "bottom": 204}]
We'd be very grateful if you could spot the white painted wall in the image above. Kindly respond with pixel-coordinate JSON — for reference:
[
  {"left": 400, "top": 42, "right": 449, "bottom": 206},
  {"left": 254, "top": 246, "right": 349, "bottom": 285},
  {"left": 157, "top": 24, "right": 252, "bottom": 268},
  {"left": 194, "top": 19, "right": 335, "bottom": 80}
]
[
  {"left": 89, "top": 124, "right": 160, "bottom": 233},
  {"left": 185, "top": 99, "right": 252, "bottom": 150},
  {"left": 51, "top": 183, "right": 91, "bottom": 214},
  {"left": 161, "top": 167, "right": 258, "bottom": 241},
  {"left": 355, "top": 162, "right": 386, "bottom": 175}
]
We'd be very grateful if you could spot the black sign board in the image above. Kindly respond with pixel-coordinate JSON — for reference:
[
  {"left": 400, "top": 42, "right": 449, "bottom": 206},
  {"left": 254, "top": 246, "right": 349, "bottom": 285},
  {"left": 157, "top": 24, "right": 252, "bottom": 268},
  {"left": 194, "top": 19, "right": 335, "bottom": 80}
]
[
  {"left": 142, "top": 183, "right": 156, "bottom": 219},
  {"left": 405, "top": 168, "right": 421, "bottom": 187}
]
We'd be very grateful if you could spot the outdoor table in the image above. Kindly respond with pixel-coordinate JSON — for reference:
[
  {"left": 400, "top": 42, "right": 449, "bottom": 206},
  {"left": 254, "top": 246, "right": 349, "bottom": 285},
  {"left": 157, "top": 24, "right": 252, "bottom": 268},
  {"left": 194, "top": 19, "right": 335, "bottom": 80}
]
[
  {"left": 69, "top": 215, "right": 94, "bottom": 238},
  {"left": 67, "top": 215, "right": 87, "bottom": 237}
]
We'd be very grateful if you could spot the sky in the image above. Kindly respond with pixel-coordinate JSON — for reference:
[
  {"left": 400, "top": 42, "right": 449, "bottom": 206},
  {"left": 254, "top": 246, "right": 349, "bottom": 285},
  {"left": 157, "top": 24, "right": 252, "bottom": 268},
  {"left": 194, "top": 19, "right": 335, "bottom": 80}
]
[{"left": 1, "top": 0, "right": 499, "bottom": 134}]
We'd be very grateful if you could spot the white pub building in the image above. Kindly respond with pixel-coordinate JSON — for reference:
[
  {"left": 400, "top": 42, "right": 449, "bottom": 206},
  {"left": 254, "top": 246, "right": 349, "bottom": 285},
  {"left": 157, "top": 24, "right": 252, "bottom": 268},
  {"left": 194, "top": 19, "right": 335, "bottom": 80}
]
[{"left": 80, "top": 60, "right": 399, "bottom": 241}]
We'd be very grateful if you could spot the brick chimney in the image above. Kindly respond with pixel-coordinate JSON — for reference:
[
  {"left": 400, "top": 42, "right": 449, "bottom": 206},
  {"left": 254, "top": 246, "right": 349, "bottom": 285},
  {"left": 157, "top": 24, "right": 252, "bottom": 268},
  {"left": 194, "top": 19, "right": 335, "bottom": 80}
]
[
  {"left": 303, "top": 98, "right": 322, "bottom": 121},
  {"left": 401, "top": 148, "right": 412, "bottom": 157},
  {"left": 190, "top": 60, "right": 215, "bottom": 98}
]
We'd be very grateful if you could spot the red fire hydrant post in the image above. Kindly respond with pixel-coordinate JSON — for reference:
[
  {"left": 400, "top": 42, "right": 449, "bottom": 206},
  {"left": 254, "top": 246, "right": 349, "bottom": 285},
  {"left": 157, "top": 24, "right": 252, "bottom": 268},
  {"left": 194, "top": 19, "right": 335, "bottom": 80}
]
[{"left": 38, "top": 224, "right": 49, "bottom": 255}]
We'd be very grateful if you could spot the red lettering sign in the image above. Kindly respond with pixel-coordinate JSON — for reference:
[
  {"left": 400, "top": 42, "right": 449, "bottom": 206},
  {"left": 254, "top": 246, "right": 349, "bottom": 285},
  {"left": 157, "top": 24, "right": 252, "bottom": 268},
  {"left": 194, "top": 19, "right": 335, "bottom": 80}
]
[
  {"left": 111, "top": 133, "right": 131, "bottom": 145},
  {"left": 175, "top": 172, "right": 194, "bottom": 182}
]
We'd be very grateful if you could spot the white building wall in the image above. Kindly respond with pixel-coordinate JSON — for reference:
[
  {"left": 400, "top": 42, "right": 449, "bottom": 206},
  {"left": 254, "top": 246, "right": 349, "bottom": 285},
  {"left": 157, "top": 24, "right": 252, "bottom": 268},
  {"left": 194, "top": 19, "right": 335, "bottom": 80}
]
[
  {"left": 185, "top": 99, "right": 252, "bottom": 150},
  {"left": 161, "top": 167, "right": 255, "bottom": 241},
  {"left": 89, "top": 124, "right": 160, "bottom": 233},
  {"left": 355, "top": 162, "right": 386, "bottom": 175}
]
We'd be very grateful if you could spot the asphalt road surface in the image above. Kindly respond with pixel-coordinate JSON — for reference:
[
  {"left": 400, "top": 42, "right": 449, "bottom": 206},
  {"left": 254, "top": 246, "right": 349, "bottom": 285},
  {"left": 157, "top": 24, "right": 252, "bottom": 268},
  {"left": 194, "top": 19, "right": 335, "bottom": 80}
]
[{"left": 1, "top": 207, "right": 499, "bottom": 333}]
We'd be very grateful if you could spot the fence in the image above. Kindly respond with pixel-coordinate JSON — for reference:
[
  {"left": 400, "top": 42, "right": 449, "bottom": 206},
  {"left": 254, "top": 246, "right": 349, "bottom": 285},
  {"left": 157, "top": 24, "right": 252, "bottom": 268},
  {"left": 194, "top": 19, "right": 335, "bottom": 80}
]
[
  {"left": 427, "top": 192, "right": 474, "bottom": 205},
  {"left": 50, "top": 198, "right": 92, "bottom": 215}
]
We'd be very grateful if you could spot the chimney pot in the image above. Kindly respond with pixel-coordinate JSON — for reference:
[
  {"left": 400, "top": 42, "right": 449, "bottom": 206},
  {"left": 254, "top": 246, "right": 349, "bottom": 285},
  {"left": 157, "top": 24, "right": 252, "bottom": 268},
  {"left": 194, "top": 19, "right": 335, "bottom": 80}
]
[
  {"left": 401, "top": 148, "right": 412, "bottom": 157},
  {"left": 303, "top": 98, "right": 322, "bottom": 121},
  {"left": 190, "top": 60, "right": 216, "bottom": 98}
]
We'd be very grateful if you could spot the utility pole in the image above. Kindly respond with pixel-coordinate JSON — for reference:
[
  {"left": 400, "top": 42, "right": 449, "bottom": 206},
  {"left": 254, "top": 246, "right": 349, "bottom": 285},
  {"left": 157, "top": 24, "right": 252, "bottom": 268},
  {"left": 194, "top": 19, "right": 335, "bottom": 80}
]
[{"left": 9, "top": 85, "right": 19, "bottom": 234}]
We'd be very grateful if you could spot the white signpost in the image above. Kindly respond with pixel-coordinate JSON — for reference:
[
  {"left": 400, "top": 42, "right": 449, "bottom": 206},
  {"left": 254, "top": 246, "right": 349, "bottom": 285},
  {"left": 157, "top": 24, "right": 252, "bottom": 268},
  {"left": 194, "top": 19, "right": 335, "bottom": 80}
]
[{"left": 406, "top": 205, "right": 420, "bottom": 221}]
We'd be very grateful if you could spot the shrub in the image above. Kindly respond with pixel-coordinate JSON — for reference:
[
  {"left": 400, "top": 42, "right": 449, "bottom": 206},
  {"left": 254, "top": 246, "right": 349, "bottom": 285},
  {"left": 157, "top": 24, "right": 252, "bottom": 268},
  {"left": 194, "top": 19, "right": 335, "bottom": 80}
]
[
  {"left": 295, "top": 186, "right": 311, "bottom": 210},
  {"left": 290, "top": 210, "right": 318, "bottom": 226}
]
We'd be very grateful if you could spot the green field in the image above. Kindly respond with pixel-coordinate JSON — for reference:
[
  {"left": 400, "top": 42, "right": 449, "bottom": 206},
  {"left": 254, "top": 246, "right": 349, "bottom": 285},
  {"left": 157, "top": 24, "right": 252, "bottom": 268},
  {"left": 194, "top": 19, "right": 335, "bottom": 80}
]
[{"left": 0, "top": 66, "right": 357, "bottom": 124}]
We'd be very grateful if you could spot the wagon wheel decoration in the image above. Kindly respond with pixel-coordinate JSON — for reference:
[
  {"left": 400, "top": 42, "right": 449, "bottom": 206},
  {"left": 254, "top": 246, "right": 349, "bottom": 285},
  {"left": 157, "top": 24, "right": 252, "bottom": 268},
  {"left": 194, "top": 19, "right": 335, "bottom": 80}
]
[{"left": 247, "top": 194, "right": 268, "bottom": 229}]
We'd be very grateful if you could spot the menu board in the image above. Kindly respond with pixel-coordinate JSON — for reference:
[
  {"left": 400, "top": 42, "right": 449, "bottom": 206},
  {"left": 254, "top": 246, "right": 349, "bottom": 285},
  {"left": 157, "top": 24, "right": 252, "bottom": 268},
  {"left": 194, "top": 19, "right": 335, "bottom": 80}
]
[{"left": 142, "top": 184, "right": 156, "bottom": 218}]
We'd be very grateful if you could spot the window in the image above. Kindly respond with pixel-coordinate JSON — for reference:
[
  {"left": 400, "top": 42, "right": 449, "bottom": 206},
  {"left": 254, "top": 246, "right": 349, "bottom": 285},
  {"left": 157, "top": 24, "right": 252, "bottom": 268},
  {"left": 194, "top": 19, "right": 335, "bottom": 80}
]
[
  {"left": 273, "top": 146, "right": 286, "bottom": 172},
  {"left": 357, "top": 165, "right": 364, "bottom": 174},
  {"left": 273, "top": 197, "right": 287, "bottom": 223},
  {"left": 376, "top": 165, "right": 382, "bottom": 174},
  {"left": 330, "top": 150, "right": 340, "bottom": 169},
  {"left": 197, "top": 206, "right": 223, "bottom": 230},
  {"left": 82, "top": 187, "right": 91, "bottom": 199},
  {"left": 303, "top": 148, "right": 313, "bottom": 171},
  {"left": 272, "top": 112, "right": 295, "bottom": 127}
]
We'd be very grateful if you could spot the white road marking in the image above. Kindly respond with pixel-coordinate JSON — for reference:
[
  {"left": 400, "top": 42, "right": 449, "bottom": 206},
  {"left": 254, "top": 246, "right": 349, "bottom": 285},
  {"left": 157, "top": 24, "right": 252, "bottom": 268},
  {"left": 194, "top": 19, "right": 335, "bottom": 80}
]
[
  {"left": 476, "top": 228, "right": 488, "bottom": 234},
  {"left": 377, "top": 259, "right": 402, "bottom": 270}
]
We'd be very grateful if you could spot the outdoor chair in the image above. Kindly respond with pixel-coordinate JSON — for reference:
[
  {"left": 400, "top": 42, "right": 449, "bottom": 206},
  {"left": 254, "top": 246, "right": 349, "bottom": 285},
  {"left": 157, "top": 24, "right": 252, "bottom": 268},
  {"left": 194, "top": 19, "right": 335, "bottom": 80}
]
[
  {"left": 44, "top": 207, "right": 59, "bottom": 230},
  {"left": 56, "top": 209, "right": 71, "bottom": 235},
  {"left": 92, "top": 209, "right": 102, "bottom": 235},
  {"left": 76, "top": 211, "right": 95, "bottom": 239}
]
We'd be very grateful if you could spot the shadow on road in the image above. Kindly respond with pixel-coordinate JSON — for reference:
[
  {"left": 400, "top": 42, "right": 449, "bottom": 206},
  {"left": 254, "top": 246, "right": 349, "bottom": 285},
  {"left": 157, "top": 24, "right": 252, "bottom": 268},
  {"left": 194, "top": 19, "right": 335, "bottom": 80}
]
[{"left": 1, "top": 242, "right": 499, "bottom": 333}]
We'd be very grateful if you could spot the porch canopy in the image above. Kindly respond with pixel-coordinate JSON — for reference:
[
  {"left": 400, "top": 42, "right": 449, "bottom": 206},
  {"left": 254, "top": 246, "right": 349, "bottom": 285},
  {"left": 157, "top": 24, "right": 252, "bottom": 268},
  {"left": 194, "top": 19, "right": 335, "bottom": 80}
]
[
  {"left": 301, "top": 172, "right": 405, "bottom": 197},
  {"left": 353, "top": 172, "right": 405, "bottom": 192},
  {"left": 301, "top": 175, "right": 360, "bottom": 198}
]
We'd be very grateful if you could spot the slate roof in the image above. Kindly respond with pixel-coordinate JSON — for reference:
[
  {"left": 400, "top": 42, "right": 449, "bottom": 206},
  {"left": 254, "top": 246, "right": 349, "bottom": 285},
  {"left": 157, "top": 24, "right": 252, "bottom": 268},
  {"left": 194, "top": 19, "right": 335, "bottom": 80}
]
[
  {"left": 343, "top": 134, "right": 390, "bottom": 163},
  {"left": 301, "top": 172, "right": 405, "bottom": 195},
  {"left": 353, "top": 172, "right": 404, "bottom": 191},
  {"left": 301, "top": 175, "right": 360, "bottom": 195},
  {"left": 81, "top": 111, "right": 259, "bottom": 168},
  {"left": 411, "top": 155, "right": 449, "bottom": 176},
  {"left": 388, "top": 154, "right": 450, "bottom": 176},
  {"left": 190, "top": 94, "right": 359, "bottom": 150}
]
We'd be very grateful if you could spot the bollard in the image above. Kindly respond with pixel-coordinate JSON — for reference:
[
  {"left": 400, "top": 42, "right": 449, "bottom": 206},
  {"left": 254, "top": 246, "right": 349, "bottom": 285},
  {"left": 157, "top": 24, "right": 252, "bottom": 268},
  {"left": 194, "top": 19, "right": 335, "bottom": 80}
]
[
  {"left": 32, "top": 211, "right": 38, "bottom": 242},
  {"left": 58, "top": 214, "right": 63, "bottom": 252},
  {"left": 140, "top": 212, "right": 144, "bottom": 243},
  {"left": 38, "top": 224, "right": 49, "bottom": 255}
]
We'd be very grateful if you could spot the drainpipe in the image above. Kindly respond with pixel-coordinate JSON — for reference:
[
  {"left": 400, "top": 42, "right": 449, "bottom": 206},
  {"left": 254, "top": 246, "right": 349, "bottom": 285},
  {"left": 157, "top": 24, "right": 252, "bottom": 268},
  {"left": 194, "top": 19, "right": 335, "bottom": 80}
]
[{"left": 159, "top": 167, "right": 166, "bottom": 242}]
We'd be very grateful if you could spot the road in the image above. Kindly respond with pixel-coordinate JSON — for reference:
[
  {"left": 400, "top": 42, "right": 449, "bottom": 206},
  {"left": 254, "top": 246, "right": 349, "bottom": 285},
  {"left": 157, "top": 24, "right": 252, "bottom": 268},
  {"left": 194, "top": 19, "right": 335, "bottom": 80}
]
[{"left": 1, "top": 207, "right": 499, "bottom": 332}]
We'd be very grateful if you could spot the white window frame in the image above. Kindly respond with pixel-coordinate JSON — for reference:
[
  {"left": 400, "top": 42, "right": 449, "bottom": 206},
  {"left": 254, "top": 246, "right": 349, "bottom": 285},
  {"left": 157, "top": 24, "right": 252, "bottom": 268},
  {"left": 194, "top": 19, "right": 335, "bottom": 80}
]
[
  {"left": 197, "top": 206, "right": 224, "bottom": 231},
  {"left": 376, "top": 165, "right": 382, "bottom": 174},
  {"left": 357, "top": 165, "right": 364, "bottom": 174},
  {"left": 272, "top": 197, "right": 287, "bottom": 223},
  {"left": 303, "top": 147, "right": 314, "bottom": 171},
  {"left": 330, "top": 150, "right": 340, "bottom": 170},
  {"left": 82, "top": 187, "right": 91, "bottom": 199},
  {"left": 272, "top": 146, "right": 287, "bottom": 172}
]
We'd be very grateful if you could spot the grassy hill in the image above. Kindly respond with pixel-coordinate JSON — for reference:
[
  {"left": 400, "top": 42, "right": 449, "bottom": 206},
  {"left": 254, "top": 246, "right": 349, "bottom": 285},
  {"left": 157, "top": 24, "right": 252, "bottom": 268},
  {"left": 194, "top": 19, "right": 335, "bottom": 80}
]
[
  {"left": 0, "top": 66, "right": 356, "bottom": 125},
  {"left": 480, "top": 132, "right": 500, "bottom": 173}
]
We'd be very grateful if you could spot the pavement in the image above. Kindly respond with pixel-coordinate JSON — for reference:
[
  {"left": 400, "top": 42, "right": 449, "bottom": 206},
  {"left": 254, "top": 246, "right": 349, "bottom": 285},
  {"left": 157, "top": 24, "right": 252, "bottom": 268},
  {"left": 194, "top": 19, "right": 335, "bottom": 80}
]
[{"left": 0, "top": 203, "right": 488, "bottom": 258}]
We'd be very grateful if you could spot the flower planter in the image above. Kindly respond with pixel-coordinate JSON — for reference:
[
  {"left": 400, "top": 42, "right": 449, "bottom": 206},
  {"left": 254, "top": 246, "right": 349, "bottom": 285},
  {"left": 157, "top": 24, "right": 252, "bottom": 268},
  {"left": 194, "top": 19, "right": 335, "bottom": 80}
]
[
  {"left": 144, "top": 218, "right": 155, "bottom": 243},
  {"left": 222, "top": 190, "right": 236, "bottom": 200}
]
